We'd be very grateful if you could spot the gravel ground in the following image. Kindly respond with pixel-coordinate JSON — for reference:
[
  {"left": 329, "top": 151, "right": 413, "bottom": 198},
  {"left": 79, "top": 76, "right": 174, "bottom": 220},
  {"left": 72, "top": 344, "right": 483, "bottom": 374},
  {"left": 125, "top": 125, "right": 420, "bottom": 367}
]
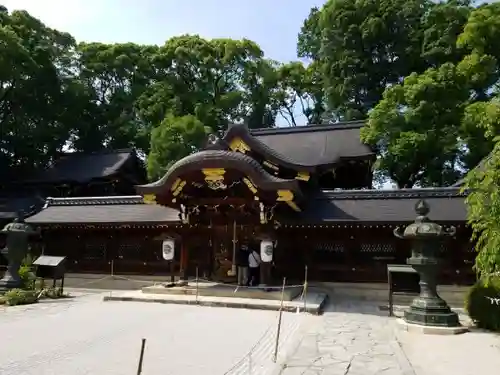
[{"left": 0, "top": 292, "right": 303, "bottom": 375}]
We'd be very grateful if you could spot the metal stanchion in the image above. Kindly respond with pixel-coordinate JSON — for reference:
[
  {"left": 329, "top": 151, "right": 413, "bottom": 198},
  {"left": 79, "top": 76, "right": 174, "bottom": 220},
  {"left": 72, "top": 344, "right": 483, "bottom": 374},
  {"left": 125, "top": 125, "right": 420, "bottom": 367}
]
[
  {"left": 272, "top": 277, "right": 286, "bottom": 363},
  {"left": 303, "top": 265, "right": 308, "bottom": 313},
  {"left": 111, "top": 260, "right": 114, "bottom": 277}
]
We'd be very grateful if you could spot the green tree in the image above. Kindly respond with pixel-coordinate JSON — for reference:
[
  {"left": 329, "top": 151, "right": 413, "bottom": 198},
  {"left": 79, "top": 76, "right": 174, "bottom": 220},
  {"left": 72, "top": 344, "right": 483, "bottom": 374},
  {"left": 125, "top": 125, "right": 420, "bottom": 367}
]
[
  {"left": 299, "top": 0, "right": 473, "bottom": 121},
  {"left": 356, "top": 1, "right": 499, "bottom": 187},
  {"left": 136, "top": 35, "right": 275, "bottom": 134},
  {"left": 73, "top": 42, "right": 157, "bottom": 152},
  {"left": 147, "top": 114, "right": 210, "bottom": 180},
  {"left": 274, "top": 61, "right": 325, "bottom": 126},
  {"left": 0, "top": 7, "right": 77, "bottom": 173},
  {"left": 361, "top": 52, "right": 497, "bottom": 187},
  {"left": 317, "top": 0, "right": 433, "bottom": 120},
  {"left": 461, "top": 3, "right": 500, "bottom": 276},
  {"left": 464, "top": 135, "right": 500, "bottom": 276}
]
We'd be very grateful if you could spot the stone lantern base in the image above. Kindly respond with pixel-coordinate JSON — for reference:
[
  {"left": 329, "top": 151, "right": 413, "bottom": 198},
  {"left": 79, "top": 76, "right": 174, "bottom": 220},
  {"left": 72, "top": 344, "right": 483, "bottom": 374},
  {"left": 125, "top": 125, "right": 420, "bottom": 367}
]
[
  {"left": 404, "top": 295, "right": 460, "bottom": 327},
  {"left": 397, "top": 319, "right": 468, "bottom": 335}
]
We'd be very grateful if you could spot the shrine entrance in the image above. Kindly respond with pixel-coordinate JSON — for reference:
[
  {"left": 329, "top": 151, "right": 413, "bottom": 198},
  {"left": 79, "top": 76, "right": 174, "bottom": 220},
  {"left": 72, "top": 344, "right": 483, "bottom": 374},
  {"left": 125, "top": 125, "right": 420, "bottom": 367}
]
[
  {"left": 182, "top": 203, "right": 266, "bottom": 282},
  {"left": 136, "top": 150, "right": 305, "bottom": 285}
]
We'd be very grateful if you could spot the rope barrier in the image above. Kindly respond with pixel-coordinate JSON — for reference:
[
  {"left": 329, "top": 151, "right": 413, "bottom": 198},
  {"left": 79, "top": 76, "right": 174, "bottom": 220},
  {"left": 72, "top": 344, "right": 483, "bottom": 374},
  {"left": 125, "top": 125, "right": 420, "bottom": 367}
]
[{"left": 223, "top": 323, "right": 274, "bottom": 374}]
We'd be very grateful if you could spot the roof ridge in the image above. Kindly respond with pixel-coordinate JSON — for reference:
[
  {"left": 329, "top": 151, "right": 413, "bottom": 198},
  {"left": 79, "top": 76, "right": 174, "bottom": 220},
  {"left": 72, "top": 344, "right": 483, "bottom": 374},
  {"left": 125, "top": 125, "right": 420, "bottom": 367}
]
[
  {"left": 56, "top": 148, "right": 135, "bottom": 158},
  {"left": 250, "top": 121, "right": 366, "bottom": 136},
  {"left": 45, "top": 195, "right": 144, "bottom": 207},
  {"left": 317, "top": 187, "right": 467, "bottom": 200}
]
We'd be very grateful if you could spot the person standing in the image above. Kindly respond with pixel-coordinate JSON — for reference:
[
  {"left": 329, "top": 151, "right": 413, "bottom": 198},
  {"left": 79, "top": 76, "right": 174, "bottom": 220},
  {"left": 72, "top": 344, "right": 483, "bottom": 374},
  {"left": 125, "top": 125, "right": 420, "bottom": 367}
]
[
  {"left": 248, "top": 247, "right": 261, "bottom": 286},
  {"left": 236, "top": 244, "right": 249, "bottom": 286}
]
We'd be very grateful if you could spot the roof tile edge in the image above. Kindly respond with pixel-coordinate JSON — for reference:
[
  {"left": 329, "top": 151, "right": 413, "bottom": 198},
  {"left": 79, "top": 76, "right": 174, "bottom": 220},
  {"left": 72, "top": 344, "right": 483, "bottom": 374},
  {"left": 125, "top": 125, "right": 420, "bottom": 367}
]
[
  {"left": 45, "top": 196, "right": 145, "bottom": 206},
  {"left": 250, "top": 120, "right": 366, "bottom": 136},
  {"left": 318, "top": 187, "right": 467, "bottom": 200}
]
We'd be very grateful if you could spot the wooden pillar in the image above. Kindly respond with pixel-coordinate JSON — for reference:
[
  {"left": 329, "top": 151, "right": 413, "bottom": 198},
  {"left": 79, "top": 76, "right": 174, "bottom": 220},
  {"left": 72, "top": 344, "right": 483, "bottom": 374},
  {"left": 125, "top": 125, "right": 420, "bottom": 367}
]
[
  {"left": 179, "top": 240, "right": 189, "bottom": 285},
  {"left": 260, "top": 262, "right": 271, "bottom": 286}
]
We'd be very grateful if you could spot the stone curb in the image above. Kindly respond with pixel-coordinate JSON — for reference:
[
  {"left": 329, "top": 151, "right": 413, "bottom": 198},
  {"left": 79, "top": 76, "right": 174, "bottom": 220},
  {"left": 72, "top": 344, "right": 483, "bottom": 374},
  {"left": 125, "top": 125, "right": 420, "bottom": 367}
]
[{"left": 103, "top": 295, "right": 326, "bottom": 315}]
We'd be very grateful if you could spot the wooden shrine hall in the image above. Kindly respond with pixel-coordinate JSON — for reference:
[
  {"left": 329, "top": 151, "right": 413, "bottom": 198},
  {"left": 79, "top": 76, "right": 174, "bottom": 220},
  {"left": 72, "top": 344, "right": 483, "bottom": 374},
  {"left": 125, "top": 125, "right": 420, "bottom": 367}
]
[{"left": 24, "top": 122, "right": 473, "bottom": 284}]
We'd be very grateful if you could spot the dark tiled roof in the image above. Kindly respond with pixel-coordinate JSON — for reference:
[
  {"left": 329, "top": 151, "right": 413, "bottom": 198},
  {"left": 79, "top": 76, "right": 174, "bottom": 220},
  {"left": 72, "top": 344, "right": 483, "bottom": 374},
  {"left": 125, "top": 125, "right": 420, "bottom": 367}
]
[
  {"left": 249, "top": 121, "right": 374, "bottom": 167},
  {"left": 24, "top": 187, "right": 467, "bottom": 226},
  {"left": 0, "top": 195, "right": 45, "bottom": 220},
  {"left": 298, "top": 187, "right": 467, "bottom": 223},
  {"left": 28, "top": 149, "right": 135, "bottom": 184},
  {"left": 137, "top": 150, "right": 300, "bottom": 195},
  {"left": 25, "top": 196, "right": 180, "bottom": 225}
]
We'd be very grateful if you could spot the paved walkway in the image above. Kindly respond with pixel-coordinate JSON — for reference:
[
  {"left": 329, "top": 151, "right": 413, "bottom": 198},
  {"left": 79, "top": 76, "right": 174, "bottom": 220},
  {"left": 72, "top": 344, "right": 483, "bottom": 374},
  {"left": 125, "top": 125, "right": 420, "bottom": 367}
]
[{"left": 276, "top": 301, "right": 500, "bottom": 375}]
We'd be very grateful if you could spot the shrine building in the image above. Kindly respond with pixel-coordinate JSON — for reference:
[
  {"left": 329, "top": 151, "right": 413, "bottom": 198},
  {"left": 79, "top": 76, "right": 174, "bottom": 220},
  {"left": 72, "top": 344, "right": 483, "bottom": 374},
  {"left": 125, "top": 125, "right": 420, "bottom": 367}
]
[{"left": 22, "top": 122, "right": 473, "bottom": 284}]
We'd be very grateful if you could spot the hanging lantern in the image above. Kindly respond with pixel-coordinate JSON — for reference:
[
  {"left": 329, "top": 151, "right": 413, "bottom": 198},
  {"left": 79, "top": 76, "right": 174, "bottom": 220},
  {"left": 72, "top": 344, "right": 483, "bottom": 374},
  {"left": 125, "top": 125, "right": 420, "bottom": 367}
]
[
  {"left": 260, "top": 239, "right": 273, "bottom": 263},
  {"left": 162, "top": 238, "right": 175, "bottom": 261}
]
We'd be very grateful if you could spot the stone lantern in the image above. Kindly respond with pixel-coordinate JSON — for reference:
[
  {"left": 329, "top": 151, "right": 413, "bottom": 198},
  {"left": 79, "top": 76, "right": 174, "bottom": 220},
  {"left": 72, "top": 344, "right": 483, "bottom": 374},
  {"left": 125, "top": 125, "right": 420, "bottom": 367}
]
[{"left": 393, "top": 200, "right": 460, "bottom": 327}]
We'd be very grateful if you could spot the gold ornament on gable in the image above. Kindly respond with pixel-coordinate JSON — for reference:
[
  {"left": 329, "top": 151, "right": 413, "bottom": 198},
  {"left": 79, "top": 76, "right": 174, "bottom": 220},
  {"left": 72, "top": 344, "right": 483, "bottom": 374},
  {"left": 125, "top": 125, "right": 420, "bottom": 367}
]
[{"left": 202, "top": 168, "right": 227, "bottom": 190}]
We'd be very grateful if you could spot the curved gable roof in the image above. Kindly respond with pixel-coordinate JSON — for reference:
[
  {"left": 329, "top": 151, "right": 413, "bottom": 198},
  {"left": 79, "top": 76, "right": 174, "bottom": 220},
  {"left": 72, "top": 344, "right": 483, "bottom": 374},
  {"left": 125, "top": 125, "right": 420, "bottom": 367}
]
[
  {"left": 217, "top": 122, "right": 374, "bottom": 171},
  {"left": 136, "top": 150, "right": 300, "bottom": 195}
]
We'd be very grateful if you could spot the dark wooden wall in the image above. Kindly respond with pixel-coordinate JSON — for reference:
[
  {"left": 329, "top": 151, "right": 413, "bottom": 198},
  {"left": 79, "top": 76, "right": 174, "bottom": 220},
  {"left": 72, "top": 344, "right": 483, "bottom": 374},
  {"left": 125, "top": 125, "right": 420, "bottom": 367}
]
[
  {"left": 40, "top": 228, "right": 180, "bottom": 275},
  {"left": 273, "top": 224, "right": 475, "bottom": 285},
  {"left": 36, "top": 223, "right": 476, "bottom": 285}
]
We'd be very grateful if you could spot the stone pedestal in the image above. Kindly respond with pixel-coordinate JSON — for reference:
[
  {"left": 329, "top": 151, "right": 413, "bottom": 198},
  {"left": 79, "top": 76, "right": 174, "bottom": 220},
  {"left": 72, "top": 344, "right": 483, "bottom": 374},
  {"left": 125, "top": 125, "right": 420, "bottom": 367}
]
[
  {"left": 0, "top": 249, "right": 23, "bottom": 292},
  {"left": 393, "top": 200, "right": 463, "bottom": 331},
  {"left": 404, "top": 262, "right": 460, "bottom": 327},
  {"left": 397, "top": 318, "right": 468, "bottom": 335}
]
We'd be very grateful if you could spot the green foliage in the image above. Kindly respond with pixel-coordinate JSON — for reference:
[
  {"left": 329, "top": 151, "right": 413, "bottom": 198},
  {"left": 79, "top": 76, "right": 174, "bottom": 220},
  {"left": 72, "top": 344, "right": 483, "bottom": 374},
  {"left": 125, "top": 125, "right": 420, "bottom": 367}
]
[
  {"left": 465, "top": 276, "right": 500, "bottom": 332},
  {"left": 2, "top": 0, "right": 500, "bottom": 191},
  {"left": 3, "top": 288, "right": 38, "bottom": 306},
  {"left": 298, "top": 0, "right": 500, "bottom": 187},
  {"left": 317, "top": 0, "right": 434, "bottom": 120},
  {"left": 147, "top": 114, "right": 210, "bottom": 180},
  {"left": 464, "top": 139, "right": 500, "bottom": 276},
  {"left": 0, "top": 7, "right": 324, "bottom": 178},
  {"left": 18, "top": 265, "right": 36, "bottom": 290}
]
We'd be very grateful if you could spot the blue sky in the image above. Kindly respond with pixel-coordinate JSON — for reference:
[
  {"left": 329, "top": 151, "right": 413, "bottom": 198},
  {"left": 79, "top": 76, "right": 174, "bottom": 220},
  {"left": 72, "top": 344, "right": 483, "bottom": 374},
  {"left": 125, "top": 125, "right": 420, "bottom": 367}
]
[{"left": 3, "top": 0, "right": 325, "bottom": 62}]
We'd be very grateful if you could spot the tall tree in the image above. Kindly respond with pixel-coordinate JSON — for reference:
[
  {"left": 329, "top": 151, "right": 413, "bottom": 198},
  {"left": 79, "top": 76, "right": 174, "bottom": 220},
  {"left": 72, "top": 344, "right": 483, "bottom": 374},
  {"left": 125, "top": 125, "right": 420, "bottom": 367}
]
[
  {"left": 298, "top": 0, "right": 473, "bottom": 121},
  {"left": 274, "top": 61, "right": 325, "bottom": 126},
  {"left": 0, "top": 7, "right": 77, "bottom": 173},
  {"left": 136, "top": 35, "right": 283, "bottom": 176},
  {"left": 361, "top": 55, "right": 495, "bottom": 187},
  {"left": 461, "top": 2, "right": 500, "bottom": 277},
  {"left": 72, "top": 42, "right": 158, "bottom": 152},
  {"left": 147, "top": 114, "right": 210, "bottom": 180}
]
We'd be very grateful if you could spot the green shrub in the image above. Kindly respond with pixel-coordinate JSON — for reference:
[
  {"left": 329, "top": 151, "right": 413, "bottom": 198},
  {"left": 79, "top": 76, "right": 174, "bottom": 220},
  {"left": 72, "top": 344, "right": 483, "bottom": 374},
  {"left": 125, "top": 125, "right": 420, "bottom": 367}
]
[
  {"left": 18, "top": 265, "right": 36, "bottom": 290},
  {"left": 4, "top": 288, "right": 38, "bottom": 306},
  {"left": 465, "top": 276, "right": 500, "bottom": 332}
]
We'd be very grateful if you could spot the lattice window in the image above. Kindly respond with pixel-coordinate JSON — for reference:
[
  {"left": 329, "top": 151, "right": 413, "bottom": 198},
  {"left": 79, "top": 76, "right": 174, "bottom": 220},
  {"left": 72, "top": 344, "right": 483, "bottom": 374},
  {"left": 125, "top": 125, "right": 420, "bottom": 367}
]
[
  {"left": 314, "top": 242, "right": 345, "bottom": 253},
  {"left": 359, "top": 243, "right": 396, "bottom": 262},
  {"left": 83, "top": 241, "right": 107, "bottom": 260},
  {"left": 117, "top": 241, "right": 143, "bottom": 260},
  {"left": 360, "top": 243, "right": 395, "bottom": 253}
]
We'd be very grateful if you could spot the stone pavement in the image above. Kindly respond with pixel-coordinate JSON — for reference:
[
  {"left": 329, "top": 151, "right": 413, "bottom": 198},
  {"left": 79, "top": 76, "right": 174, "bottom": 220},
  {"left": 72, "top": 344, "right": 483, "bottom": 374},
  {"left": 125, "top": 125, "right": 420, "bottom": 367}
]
[
  {"left": 275, "top": 300, "right": 500, "bottom": 375},
  {"left": 0, "top": 291, "right": 304, "bottom": 375}
]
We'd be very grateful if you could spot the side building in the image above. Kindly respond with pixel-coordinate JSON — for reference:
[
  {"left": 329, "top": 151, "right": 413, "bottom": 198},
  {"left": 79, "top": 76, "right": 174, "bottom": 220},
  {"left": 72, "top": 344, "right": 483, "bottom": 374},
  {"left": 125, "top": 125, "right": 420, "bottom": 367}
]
[
  {"left": 0, "top": 149, "right": 147, "bottom": 265},
  {"left": 24, "top": 122, "right": 474, "bottom": 284}
]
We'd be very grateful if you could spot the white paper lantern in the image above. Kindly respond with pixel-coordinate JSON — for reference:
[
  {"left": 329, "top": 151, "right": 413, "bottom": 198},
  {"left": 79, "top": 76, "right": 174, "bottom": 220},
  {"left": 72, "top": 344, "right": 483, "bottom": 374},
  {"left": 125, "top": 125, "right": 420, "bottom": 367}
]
[
  {"left": 162, "top": 238, "right": 175, "bottom": 261},
  {"left": 260, "top": 239, "right": 273, "bottom": 263}
]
